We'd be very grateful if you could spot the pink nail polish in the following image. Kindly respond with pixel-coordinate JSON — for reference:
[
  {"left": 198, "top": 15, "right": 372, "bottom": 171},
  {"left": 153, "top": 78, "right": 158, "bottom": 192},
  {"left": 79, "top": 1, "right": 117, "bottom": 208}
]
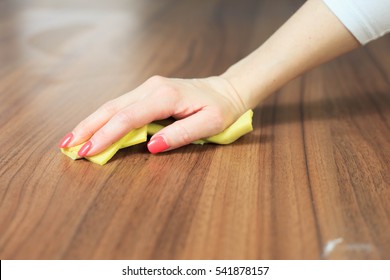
[
  {"left": 147, "top": 136, "right": 169, "bottom": 154},
  {"left": 78, "top": 141, "right": 92, "bottom": 157},
  {"left": 58, "top": 132, "right": 74, "bottom": 148}
]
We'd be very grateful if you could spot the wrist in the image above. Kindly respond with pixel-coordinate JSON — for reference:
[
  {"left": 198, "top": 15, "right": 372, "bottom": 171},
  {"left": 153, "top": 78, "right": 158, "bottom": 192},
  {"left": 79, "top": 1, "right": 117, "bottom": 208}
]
[{"left": 220, "top": 57, "right": 280, "bottom": 109}]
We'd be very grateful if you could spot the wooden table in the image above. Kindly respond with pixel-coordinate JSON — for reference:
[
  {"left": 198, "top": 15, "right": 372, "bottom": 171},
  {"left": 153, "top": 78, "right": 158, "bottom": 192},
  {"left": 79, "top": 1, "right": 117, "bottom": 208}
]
[{"left": 0, "top": 0, "right": 389, "bottom": 260}]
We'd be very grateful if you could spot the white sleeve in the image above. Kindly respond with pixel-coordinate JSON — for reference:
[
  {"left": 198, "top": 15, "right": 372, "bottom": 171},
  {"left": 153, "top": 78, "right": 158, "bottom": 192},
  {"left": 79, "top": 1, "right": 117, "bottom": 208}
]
[{"left": 322, "top": 0, "right": 390, "bottom": 45}]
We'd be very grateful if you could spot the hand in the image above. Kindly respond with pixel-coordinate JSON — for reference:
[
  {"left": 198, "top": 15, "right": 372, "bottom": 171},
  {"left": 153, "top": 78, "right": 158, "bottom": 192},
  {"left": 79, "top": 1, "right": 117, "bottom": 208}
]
[{"left": 58, "top": 75, "right": 248, "bottom": 156}]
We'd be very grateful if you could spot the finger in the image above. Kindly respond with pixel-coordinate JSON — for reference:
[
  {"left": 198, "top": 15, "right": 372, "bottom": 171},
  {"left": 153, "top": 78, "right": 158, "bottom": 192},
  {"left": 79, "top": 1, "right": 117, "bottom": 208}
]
[
  {"left": 147, "top": 108, "right": 225, "bottom": 154},
  {"left": 80, "top": 94, "right": 176, "bottom": 156},
  {"left": 66, "top": 86, "right": 147, "bottom": 147}
]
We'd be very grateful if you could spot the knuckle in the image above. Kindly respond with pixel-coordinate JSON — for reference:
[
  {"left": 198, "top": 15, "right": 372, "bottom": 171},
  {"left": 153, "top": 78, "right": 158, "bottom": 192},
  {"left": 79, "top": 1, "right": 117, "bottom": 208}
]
[
  {"left": 173, "top": 123, "right": 192, "bottom": 145},
  {"left": 147, "top": 75, "right": 166, "bottom": 86},
  {"left": 146, "top": 76, "right": 178, "bottom": 99},
  {"left": 75, "top": 121, "right": 95, "bottom": 137},
  {"left": 100, "top": 100, "right": 118, "bottom": 115},
  {"left": 157, "top": 83, "right": 177, "bottom": 97},
  {"left": 93, "top": 128, "right": 114, "bottom": 145},
  {"left": 113, "top": 110, "right": 134, "bottom": 125},
  {"left": 209, "top": 108, "right": 225, "bottom": 132}
]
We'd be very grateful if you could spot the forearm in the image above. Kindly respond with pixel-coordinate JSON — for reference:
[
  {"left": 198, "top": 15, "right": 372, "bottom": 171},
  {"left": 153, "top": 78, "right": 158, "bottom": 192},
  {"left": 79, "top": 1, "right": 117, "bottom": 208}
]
[{"left": 221, "top": 0, "right": 360, "bottom": 109}]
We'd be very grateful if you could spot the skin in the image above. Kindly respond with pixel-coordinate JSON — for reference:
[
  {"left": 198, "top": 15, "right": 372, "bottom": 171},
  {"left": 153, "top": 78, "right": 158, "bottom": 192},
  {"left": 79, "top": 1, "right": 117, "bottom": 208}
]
[{"left": 61, "top": 0, "right": 360, "bottom": 156}]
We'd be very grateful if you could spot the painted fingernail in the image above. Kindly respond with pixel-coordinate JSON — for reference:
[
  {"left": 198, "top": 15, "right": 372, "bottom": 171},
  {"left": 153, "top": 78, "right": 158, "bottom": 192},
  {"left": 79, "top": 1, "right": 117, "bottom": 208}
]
[
  {"left": 147, "top": 136, "right": 169, "bottom": 154},
  {"left": 58, "top": 132, "right": 74, "bottom": 148},
  {"left": 78, "top": 141, "right": 92, "bottom": 157}
]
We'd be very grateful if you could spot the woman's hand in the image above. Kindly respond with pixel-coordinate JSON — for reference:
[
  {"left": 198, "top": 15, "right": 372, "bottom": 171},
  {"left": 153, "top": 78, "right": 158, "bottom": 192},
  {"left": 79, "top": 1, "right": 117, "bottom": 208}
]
[
  {"left": 59, "top": 0, "right": 362, "bottom": 157},
  {"left": 58, "top": 75, "right": 248, "bottom": 156}
]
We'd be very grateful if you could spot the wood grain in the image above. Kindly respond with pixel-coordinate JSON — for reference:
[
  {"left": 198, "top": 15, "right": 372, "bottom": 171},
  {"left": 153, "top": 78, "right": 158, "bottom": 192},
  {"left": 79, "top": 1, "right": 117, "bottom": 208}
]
[{"left": 0, "top": 0, "right": 389, "bottom": 259}]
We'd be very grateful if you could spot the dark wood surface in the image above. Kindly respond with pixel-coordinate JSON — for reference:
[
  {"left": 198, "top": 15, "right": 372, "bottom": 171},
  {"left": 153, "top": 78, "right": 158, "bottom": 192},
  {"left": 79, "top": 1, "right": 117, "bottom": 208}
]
[{"left": 0, "top": 0, "right": 389, "bottom": 259}]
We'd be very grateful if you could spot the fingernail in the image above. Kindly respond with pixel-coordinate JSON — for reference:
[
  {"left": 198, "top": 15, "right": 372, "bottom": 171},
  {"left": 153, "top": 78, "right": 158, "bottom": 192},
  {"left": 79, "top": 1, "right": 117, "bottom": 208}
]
[
  {"left": 58, "top": 132, "right": 74, "bottom": 148},
  {"left": 78, "top": 141, "right": 92, "bottom": 157},
  {"left": 147, "top": 136, "right": 169, "bottom": 154}
]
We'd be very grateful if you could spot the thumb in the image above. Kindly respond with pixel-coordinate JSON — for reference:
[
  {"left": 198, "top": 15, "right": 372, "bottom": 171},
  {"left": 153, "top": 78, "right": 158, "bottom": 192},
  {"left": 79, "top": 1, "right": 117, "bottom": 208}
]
[{"left": 147, "top": 109, "right": 225, "bottom": 154}]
